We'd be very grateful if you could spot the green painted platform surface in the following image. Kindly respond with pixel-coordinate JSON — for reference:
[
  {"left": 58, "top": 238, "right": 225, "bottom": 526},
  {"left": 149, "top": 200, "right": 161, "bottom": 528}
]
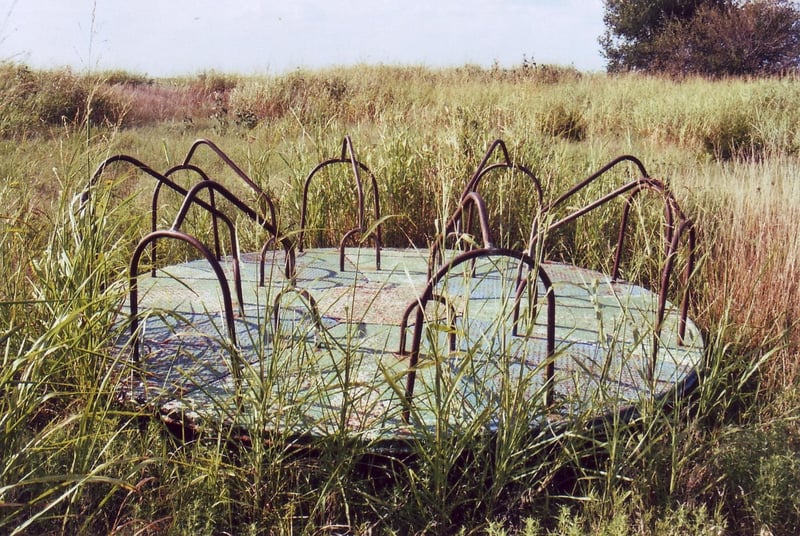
[{"left": 115, "top": 247, "right": 704, "bottom": 441}]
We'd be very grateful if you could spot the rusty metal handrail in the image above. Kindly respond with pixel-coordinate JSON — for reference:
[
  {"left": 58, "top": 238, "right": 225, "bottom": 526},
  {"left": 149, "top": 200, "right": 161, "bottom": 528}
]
[
  {"left": 428, "top": 191, "right": 494, "bottom": 278},
  {"left": 182, "top": 138, "right": 278, "bottom": 231},
  {"left": 462, "top": 139, "right": 544, "bottom": 207},
  {"left": 401, "top": 247, "right": 556, "bottom": 423},
  {"left": 152, "top": 164, "right": 222, "bottom": 275},
  {"left": 463, "top": 138, "right": 514, "bottom": 195},
  {"left": 85, "top": 154, "right": 203, "bottom": 207},
  {"left": 397, "top": 293, "right": 458, "bottom": 356},
  {"left": 272, "top": 287, "right": 323, "bottom": 345},
  {"left": 170, "top": 181, "right": 247, "bottom": 313},
  {"left": 544, "top": 154, "right": 650, "bottom": 213},
  {"left": 176, "top": 180, "right": 296, "bottom": 281},
  {"left": 128, "top": 229, "right": 240, "bottom": 392},
  {"left": 297, "top": 136, "right": 382, "bottom": 270},
  {"left": 85, "top": 155, "right": 226, "bottom": 277},
  {"left": 535, "top": 159, "right": 696, "bottom": 378},
  {"left": 87, "top": 154, "right": 295, "bottom": 281},
  {"left": 460, "top": 139, "right": 545, "bottom": 254}
]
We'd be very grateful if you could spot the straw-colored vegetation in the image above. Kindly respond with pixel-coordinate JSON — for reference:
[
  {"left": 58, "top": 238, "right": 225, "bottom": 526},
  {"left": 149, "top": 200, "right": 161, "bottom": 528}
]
[{"left": 1, "top": 62, "right": 799, "bottom": 534}]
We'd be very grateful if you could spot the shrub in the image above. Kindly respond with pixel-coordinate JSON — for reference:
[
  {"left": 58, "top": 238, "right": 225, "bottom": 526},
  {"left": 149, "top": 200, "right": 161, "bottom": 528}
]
[
  {"left": 701, "top": 110, "right": 763, "bottom": 160},
  {"left": 540, "top": 102, "right": 587, "bottom": 141},
  {"left": 97, "top": 69, "right": 153, "bottom": 86},
  {"left": 712, "top": 425, "right": 800, "bottom": 534},
  {"left": 0, "top": 64, "right": 126, "bottom": 135}
]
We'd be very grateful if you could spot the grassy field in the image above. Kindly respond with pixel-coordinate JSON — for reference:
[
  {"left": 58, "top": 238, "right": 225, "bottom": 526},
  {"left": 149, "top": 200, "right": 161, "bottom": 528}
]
[{"left": 0, "top": 62, "right": 799, "bottom": 534}]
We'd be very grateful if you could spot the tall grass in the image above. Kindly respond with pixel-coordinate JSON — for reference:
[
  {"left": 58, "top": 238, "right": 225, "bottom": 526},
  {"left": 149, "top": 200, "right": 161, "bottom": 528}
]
[{"left": 0, "top": 63, "right": 798, "bottom": 533}]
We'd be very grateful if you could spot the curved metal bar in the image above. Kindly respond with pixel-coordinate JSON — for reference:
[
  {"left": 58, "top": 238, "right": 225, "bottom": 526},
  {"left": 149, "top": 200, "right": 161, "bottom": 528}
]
[
  {"left": 462, "top": 139, "right": 513, "bottom": 198},
  {"left": 537, "top": 177, "right": 696, "bottom": 348},
  {"left": 538, "top": 166, "right": 697, "bottom": 376},
  {"left": 544, "top": 154, "right": 650, "bottom": 213},
  {"left": 462, "top": 161, "right": 545, "bottom": 252},
  {"left": 172, "top": 180, "right": 246, "bottom": 315},
  {"left": 85, "top": 154, "right": 281, "bottom": 281},
  {"left": 182, "top": 138, "right": 278, "bottom": 231},
  {"left": 84, "top": 154, "right": 198, "bottom": 207},
  {"left": 610, "top": 179, "right": 678, "bottom": 282},
  {"left": 581, "top": 178, "right": 694, "bottom": 354},
  {"left": 297, "top": 137, "right": 382, "bottom": 269},
  {"left": 465, "top": 161, "right": 544, "bottom": 211},
  {"left": 258, "top": 237, "right": 277, "bottom": 287},
  {"left": 146, "top": 164, "right": 221, "bottom": 278},
  {"left": 542, "top": 177, "right": 659, "bottom": 234},
  {"left": 84, "top": 154, "right": 229, "bottom": 277},
  {"left": 651, "top": 217, "right": 696, "bottom": 359},
  {"left": 174, "top": 168, "right": 296, "bottom": 281},
  {"left": 164, "top": 163, "right": 223, "bottom": 261},
  {"left": 508, "top": 265, "right": 557, "bottom": 405},
  {"left": 128, "top": 229, "right": 239, "bottom": 390},
  {"left": 458, "top": 140, "right": 544, "bottom": 255},
  {"left": 165, "top": 177, "right": 295, "bottom": 280},
  {"left": 397, "top": 293, "right": 458, "bottom": 356},
  {"left": 462, "top": 140, "right": 543, "bottom": 207},
  {"left": 272, "top": 287, "right": 323, "bottom": 345},
  {"left": 402, "top": 247, "right": 557, "bottom": 423},
  {"left": 340, "top": 136, "right": 366, "bottom": 232},
  {"left": 338, "top": 227, "right": 362, "bottom": 272},
  {"left": 649, "top": 217, "right": 687, "bottom": 382},
  {"left": 428, "top": 191, "right": 495, "bottom": 278},
  {"left": 335, "top": 227, "right": 382, "bottom": 273}
]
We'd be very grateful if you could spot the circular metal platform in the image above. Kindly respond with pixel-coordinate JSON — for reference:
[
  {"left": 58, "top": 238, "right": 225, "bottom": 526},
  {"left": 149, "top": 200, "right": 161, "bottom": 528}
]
[{"left": 115, "top": 246, "right": 704, "bottom": 444}]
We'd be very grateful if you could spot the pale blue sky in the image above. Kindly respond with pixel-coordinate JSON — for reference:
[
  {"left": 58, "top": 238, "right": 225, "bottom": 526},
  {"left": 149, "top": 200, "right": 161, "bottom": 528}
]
[{"left": 0, "top": 0, "right": 607, "bottom": 76}]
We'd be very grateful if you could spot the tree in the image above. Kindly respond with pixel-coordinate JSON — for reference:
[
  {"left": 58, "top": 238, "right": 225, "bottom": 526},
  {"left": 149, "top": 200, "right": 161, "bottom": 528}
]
[
  {"left": 600, "top": 0, "right": 727, "bottom": 71},
  {"left": 600, "top": 0, "right": 800, "bottom": 76}
]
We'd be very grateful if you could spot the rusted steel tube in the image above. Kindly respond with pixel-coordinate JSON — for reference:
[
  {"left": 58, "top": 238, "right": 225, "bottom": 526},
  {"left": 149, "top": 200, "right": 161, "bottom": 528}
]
[
  {"left": 397, "top": 293, "right": 457, "bottom": 355},
  {"left": 428, "top": 191, "right": 495, "bottom": 278},
  {"left": 86, "top": 154, "right": 198, "bottom": 207},
  {"left": 340, "top": 136, "right": 366, "bottom": 231},
  {"left": 507, "top": 261, "right": 557, "bottom": 405},
  {"left": 258, "top": 237, "right": 277, "bottom": 287},
  {"left": 298, "top": 137, "right": 382, "bottom": 269},
  {"left": 402, "top": 247, "right": 557, "bottom": 423},
  {"left": 163, "top": 164, "right": 223, "bottom": 261},
  {"left": 86, "top": 154, "right": 290, "bottom": 278},
  {"left": 459, "top": 140, "right": 544, "bottom": 255},
  {"left": 462, "top": 139, "right": 544, "bottom": 208},
  {"left": 182, "top": 138, "right": 278, "bottom": 230},
  {"left": 338, "top": 227, "right": 362, "bottom": 272},
  {"left": 545, "top": 154, "right": 650, "bottom": 213},
  {"left": 544, "top": 177, "right": 660, "bottom": 233},
  {"left": 128, "top": 229, "right": 239, "bottom": 387},
  {"left": 462, "top": 138, "right": 513, "bottom": 196},
  {"left": 86, "top": 155, "right": 224, "bottom": 275},
  {"left": 172, "top": 181, "right": 246, "bottom": 315},
  {"left": 272, "top": 287, "right": 323, "bottom": 344},
  {"left": 535, "top": 169, "right": 696, "bottom": 382},
  {"left": 610, "top": 180, "right": 678, "bottom": 282},
  {"left": 170, "top": 178, "right": 294, "bottom": 280}
]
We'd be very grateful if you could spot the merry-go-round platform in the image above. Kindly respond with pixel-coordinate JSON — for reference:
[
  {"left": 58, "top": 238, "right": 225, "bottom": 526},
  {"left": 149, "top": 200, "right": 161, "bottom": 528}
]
[{"left": 94, "top": 137, "right": 704, "bottom": 450}]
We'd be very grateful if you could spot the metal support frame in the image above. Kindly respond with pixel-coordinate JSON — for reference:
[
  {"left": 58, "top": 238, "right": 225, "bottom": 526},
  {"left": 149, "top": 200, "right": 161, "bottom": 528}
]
[
  {"left": 85, "top": 142, "right": 296, "bottom": 282},
  {"left": 298, "top": 136, "right": 383, "bottom": 271},
  {"left": 532, "top": 156, "right": 696, "bottom": 377},
  {"left": 401, "top": 245, "right": 556, "bottom": 423},
  {"left": 93, "top": 135, "right": 699, "bottom": 435}
]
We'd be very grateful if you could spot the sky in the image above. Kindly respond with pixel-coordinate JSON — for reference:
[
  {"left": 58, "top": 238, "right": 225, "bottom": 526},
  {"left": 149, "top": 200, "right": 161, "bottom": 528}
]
[{"left": 0, "top": 0, "right": 607, "bottom": 77}]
